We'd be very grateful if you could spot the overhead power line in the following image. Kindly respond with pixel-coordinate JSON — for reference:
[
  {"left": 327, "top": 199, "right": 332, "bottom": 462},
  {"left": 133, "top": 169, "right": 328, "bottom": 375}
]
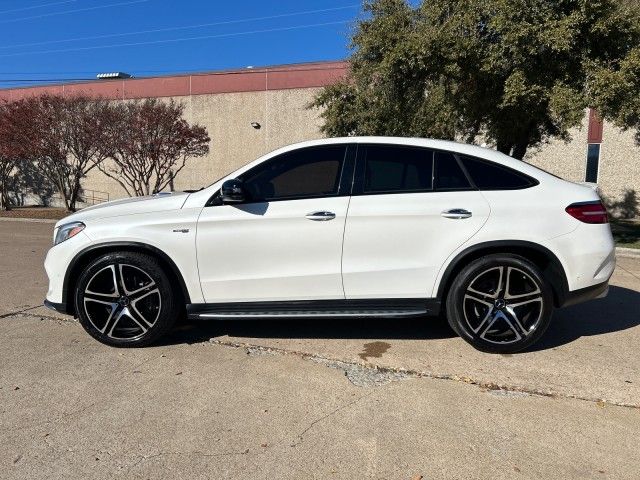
[
  {"left": 0, "top": 20, "right": 351, "bottom": 58},
  {"left": 0, "top": 0, "right": 149, "bottom": 25},
  {"left": 0, "top": 78, "right": 93, "bottom": 83},
  {"left": 0, "top": 0, "right": 78, "bottom": 15},
  {"left": 0, "top": 71, "right": 99, "bottom": 75},
  {"left": 0, "top": 4, "right": 359, "bottom": 50}
]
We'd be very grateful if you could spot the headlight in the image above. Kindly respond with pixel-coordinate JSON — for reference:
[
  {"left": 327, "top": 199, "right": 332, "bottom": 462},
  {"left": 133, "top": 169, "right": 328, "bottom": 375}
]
[{"left": 54, "top": 222, "right": 85, "bottom": 245}]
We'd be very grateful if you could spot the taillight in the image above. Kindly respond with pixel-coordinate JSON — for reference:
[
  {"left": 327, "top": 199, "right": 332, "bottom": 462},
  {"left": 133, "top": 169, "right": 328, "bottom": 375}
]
[{"left": 565, "top": 201, "right": 609, "bottom": 224}]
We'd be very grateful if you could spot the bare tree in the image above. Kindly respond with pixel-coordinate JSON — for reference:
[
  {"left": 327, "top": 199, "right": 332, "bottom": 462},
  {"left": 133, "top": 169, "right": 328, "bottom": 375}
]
[
  {"left": 0, "top": 156, "right": 17, "bottom": 211},
  {"left": 0, "top": 101, "right": 29, "bottom": 210},
  {"left": 100, "top": 98, "right": 210, "bottom": 196},
  {"left": 6, "top": 95, "right": 113, "bottom": 212}
]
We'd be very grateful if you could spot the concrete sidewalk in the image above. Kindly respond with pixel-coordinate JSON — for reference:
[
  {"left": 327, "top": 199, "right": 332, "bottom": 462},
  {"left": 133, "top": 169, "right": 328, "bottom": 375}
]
[{"left": 2, "top": 315, "right": 639, "bottom": 480}]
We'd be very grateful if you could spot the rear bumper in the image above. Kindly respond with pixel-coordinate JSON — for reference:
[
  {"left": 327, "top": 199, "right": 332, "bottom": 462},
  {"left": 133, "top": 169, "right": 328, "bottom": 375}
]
[{"left": 559, "top": 281, "right": 609, "bottom": 308}]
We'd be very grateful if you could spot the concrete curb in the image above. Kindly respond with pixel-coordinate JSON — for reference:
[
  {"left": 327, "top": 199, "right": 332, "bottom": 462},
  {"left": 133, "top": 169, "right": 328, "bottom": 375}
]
[
  {"left": 0, "top": 217, "right": 58, "bottom": 224},
  {"left": 616, "top": 247, "right": 640, "bottom": 259}
]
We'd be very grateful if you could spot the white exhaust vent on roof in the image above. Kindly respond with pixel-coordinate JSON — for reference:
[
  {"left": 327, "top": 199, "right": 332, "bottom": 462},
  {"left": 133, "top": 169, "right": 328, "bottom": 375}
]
[{"left": 97, "top": 72, "right": 132, "bottom": 80}]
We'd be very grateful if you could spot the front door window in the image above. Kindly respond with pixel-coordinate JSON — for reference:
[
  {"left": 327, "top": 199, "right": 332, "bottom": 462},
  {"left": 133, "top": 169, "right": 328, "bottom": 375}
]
[{"left": 241, "top": 145, "right": 347, "bottom": 202}]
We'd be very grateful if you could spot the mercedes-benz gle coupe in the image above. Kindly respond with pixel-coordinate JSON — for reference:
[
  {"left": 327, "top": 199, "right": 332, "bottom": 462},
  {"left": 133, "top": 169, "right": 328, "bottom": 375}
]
[{"left": 44, "top": 137, "right": 615, "bottom": 353}]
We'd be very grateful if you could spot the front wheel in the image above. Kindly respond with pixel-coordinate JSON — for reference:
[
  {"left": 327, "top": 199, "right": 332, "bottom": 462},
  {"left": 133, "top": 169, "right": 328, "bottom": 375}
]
[
  {"left": 446, "top": 254, "right": 553, "bottom": 354},
  {"left": 75, "top": 252, "right": 179, "bottom": 347}
]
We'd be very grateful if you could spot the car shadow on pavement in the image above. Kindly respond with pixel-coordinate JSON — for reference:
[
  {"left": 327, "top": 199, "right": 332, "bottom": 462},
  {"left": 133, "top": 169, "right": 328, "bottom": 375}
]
[
  {"left": 158, "top": 285, "right": 640, "bottom": 350},
  {"left": 527, "top": 285, "right": 640, "bottom": 352},
  {"left": 159, "top": 313, "right": 456, "bottom": 346}
]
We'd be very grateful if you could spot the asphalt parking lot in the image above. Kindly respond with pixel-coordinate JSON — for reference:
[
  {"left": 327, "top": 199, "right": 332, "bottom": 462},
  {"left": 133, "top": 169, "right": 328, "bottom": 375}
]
[{"left": 1, "top": 219, "right": 639, "bottom": 479}]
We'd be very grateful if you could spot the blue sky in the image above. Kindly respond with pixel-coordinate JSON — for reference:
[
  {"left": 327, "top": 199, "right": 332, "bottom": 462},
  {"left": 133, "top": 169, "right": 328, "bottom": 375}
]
[{"left": 0, "top": 0, "right": 363, "bottom": 87}]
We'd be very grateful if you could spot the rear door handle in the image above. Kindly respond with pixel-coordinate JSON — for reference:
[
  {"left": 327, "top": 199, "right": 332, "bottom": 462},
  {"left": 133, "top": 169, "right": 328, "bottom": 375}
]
[
  {"left": 441, "top": 208, "right": 472, "bottom": 219},
  {"left": 305, "top": 211, "right": 336, "bottom": 221}
]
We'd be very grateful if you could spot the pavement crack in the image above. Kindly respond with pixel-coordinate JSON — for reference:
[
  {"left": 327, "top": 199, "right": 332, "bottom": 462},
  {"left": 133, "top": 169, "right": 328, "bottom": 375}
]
[
  {"left": 289, "top": 391, "right": 375, "bottom": 448},
  {"left": 2, "top": 311, "right": 77, "bottom": 323},
  {"left": 124, "top": 449, "right": 260, "bottom": 474},
  {"left": 0, "top": 305, "right": 42, "bottom": 319},
  {"left": 0, "top": 401, "right": 97, "bottom": 435},
  {"left": 208, "top": 338, "right": 640, "bottom": 409}
]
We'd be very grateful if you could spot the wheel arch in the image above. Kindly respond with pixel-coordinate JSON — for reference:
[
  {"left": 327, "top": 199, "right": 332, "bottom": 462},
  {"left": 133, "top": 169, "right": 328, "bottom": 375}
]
[
  {"left": 62, "top": 241, "right": 191, "bottom": 316},
  {"left": 436, "top": 240, "right": 569, "bottom": 308}
]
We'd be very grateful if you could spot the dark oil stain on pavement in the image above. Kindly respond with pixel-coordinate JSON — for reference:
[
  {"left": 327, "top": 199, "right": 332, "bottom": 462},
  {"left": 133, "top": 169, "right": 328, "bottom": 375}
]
[{"left": 358, "top": 341, "right": 391, "bottom": 361}]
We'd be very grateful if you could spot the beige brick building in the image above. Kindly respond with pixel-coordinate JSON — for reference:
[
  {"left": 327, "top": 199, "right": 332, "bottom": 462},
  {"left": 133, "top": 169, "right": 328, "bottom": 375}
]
[
  {"left": 1, "top": 60, "right": 638, "bottom": 216},
  {"left": 524, "top": 109, "right": 639, "bottom": 217}
]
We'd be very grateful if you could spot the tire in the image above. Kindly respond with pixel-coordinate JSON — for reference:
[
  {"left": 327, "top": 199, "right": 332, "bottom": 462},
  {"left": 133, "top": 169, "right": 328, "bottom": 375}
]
[
  {"left": 445, "top": 254, "right": 553, "bottom": 354},
  {"left": 75, "top": 251, "right": 179, "bottom": 347}
]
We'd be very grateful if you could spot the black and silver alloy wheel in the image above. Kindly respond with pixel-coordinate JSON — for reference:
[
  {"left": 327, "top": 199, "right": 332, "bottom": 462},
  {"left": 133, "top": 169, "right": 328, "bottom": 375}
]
[
  {"left": 76, "top": 252, "right": 179, "bottom": 347},
  {"left": 463, "top": 266, "right": 543, "bottom": 345},
  {"left": 83, "top": 264, "right": 161, "bottom": 340},
  {"left": 446, "top": 254, "right": 553, "bottom": 353}
]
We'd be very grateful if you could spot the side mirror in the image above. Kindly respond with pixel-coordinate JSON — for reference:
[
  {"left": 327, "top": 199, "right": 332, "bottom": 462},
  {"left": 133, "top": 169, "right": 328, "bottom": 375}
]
[{"left": 220, "top": 178, "right": 245, "bottom": 203}]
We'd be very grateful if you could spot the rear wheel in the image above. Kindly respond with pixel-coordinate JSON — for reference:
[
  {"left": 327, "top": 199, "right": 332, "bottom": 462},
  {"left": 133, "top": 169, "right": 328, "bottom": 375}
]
[
  {"left": 75, "top": 252, "right": 179, "bottom": 347},
  {"left": 446, "top": 254, "right": 553, "bottom": 353}
]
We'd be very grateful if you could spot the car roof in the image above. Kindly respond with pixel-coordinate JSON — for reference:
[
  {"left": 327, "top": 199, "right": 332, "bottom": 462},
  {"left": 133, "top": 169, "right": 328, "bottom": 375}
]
[{"left": 292, "top": 136, "right": 501, "bottom": 158}]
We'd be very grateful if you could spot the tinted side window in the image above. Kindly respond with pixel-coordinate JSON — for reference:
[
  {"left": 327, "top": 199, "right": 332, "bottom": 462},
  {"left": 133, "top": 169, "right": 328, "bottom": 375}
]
[
  {"left": 363, "top": 145, "right": 433, "bottom": 193},
  {"left": 434, "top": 151, "right": 471, "bottom": 190},
  {"left": 242, "top": 146, "right": 346, "bottom": 201},
  {"left": 461, "top": 156, "right": 535, "bottom": 190}
]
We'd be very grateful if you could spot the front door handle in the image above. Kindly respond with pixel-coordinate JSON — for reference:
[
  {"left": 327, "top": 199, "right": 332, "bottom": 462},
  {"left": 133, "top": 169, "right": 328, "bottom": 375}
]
[
  {"left": 441, "top": 208, "right": 472, "bottom": 219},
  {"left": 305, "top": 211, "right": 336, "bottom": 221}
]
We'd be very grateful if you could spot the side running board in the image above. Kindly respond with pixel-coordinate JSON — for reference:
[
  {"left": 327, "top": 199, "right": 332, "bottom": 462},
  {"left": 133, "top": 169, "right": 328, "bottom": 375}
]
[{"left": 186, "top": 299, "right": 440, "bottom": 320}]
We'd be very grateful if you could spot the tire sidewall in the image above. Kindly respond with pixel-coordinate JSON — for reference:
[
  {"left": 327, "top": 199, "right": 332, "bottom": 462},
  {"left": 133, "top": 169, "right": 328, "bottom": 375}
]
[
  {"left": 75, "top": 252, "right": 178, "bottom": 347},
  {"left": 446, "top": 254, "right": 554, "bottom": 354}
]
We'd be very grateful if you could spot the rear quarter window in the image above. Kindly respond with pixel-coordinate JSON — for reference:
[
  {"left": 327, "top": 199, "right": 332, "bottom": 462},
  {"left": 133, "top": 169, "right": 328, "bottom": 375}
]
[{"left": 460, "top": 156, "right": 537, "bottom": 190}]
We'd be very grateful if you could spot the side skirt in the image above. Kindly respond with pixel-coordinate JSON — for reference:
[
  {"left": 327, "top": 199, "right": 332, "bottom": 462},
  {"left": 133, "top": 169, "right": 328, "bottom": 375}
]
[{"left": 186, "top": 299, "right": 441, "bottom": 320}]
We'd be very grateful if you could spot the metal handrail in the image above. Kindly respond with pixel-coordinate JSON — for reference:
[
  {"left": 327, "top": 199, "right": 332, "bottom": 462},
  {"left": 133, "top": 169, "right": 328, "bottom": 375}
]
[{"left": 79, "top": 189, "right": 110, "bottom": 205}]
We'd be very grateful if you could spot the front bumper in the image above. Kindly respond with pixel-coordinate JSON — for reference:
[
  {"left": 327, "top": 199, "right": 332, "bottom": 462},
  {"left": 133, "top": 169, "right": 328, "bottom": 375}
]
[
  {"left": 44, "top": 231, "right": 92, "bottom": 308},
  {"left": 559, "top": 280, "right": 609, "bottom": 308},
  {"left": 44, "top": 299, "right": 72, "bottom": 315}
]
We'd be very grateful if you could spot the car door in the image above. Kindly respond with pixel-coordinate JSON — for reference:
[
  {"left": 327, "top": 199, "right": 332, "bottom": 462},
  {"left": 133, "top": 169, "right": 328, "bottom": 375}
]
[
  {"left": 342, "top": 144, "right": 490, "bottom": 299},
  {"left": 196, "top": 144, "right": 355, "bottom": 303}
]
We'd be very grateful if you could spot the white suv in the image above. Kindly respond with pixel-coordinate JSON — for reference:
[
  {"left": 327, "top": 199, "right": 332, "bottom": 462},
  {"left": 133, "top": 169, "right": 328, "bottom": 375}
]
[{"left": 44, "top": 137, "right": 615, "bottom": 353}]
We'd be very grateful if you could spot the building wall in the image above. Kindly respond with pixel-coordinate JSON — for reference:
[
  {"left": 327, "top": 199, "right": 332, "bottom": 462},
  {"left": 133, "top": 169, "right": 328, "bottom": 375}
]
[
  {"left": 525, "top": 114, "right": 590, "bottom": 184},
  {"left": 598, "top": 123, "right": 640, "bottom": 206},
  {"left": 526, "top": 110, "right": 640, "bottom": 212},
  {"left": 81, "top": 87, "right": 325, "bottom": 198}
]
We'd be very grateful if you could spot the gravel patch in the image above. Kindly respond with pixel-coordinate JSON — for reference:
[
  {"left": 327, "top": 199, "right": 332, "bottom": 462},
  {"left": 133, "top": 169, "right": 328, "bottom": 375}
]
[{"left": 309, "top": 356, "right": 410, "bottom": 388}]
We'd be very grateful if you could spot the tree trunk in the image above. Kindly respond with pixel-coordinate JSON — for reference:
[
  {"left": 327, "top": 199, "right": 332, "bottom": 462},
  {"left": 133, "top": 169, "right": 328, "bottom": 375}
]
[
  {"left": 55, "top": 178, "right": 72, "bottom": 212},
  {"left": 0, "top": 183, "right": 10, "bottom": 211},
  {"left": 0, "top": 167, "right": 12, "bottom": 210},
  {"left": 67, "top": 181, "right": 81, "bottom": 212},
  {"left": 496, "top": 141, "right": 512, "bottom": 155},
  {"left": 511, "top": 141, "right": 528, "bottom": 160}
]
